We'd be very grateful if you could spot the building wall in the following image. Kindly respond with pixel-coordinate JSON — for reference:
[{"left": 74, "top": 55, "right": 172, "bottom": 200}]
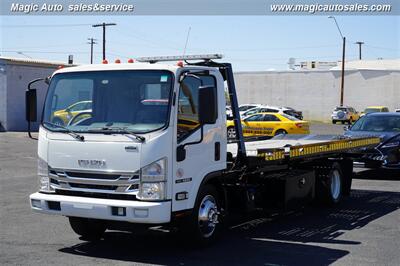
[
  {"left": 5, "top": 64, "right": 57, "bottom": 131},
  {"left": 0, "top": 70, "right": 6, "bottom": 131},
  {"left": 234, "top": 69, "right": 400, "bottom": 121}
]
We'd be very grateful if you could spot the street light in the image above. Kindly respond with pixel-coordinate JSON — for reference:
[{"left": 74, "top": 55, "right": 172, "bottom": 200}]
[{"left": 328, "top": 16, "right": 346, "bottom": 107}]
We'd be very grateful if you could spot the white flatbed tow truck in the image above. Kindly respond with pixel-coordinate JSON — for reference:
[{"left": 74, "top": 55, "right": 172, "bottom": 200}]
[{"left": 26, "top": 54, "right": 380, "bottom": 245}]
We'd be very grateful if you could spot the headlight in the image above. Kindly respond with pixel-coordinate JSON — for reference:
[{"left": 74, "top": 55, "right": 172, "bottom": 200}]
[
  {"left": 381, "top": 141, "right": 400, "bottom": 149},
  {"left": 38, "top": 157, "right": 54, "bottom": 193},
  {"left": 137, "top": 158, "right": 167, "bottom": 201}
]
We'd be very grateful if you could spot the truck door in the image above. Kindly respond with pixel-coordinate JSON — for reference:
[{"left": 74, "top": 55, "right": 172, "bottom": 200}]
[{"left": 172, "top": 73, "right": 225, "bottom": 212}]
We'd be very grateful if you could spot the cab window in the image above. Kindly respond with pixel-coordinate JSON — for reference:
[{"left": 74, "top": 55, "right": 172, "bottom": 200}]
[
  {"left": 244, "top": 114, "right": 263, "bottom": 122},
  {"left": 263, "top": 114, "right": 281, "bottom": 121},
  {"left": 177, "top": 75, "right": 216, "bottom": 141}
]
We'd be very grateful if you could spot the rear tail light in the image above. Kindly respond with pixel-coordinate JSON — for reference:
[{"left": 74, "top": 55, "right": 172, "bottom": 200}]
[{"left": 295, "top": 123, "right": 309, "bottom": 128}]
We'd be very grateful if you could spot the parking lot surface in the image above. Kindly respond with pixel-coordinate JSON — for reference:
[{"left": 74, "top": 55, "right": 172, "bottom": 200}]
[{"left": 1, "top": 123, "right": 399, "bottom": 266}]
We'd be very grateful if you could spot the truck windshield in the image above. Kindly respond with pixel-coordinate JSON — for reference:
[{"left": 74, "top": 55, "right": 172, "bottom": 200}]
[{"left": 43, "top": 70, "right": 173, "bottom": 133}]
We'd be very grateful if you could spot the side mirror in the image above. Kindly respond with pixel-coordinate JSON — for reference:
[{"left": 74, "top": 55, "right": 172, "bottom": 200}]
[
  {"left": 44, "top": 76, "right": 51, "bottom": 85},
  {"left": 25, "top": 89, "right": 37, "bottom": 122},
  {"left": 198, "top": 85, "right": 217, "bottom": 124}
]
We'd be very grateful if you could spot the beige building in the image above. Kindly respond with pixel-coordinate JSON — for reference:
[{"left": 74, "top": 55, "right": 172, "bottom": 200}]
[{"left": 234, "top": 59, "right": 400, "bottom": 122}]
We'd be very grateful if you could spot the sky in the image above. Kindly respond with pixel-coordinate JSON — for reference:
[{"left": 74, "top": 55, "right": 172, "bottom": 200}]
[{"left": 0, "top": 15, "right": 399, "bottom": 71}]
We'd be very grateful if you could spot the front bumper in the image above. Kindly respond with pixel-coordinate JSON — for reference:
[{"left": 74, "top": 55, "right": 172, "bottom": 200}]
[{"left": 29, "top": 192, "right": 171, "bottom": 224}]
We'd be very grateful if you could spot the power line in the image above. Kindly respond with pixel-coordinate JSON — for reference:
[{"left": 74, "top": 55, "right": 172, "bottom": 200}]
[
  {"left": 2, "top": 23, "right": 93, "bottom": 28},
  {"left": 1, "top": 43, "right": 87, "bottom": 50},
  {"left": 0, "top": 50, "right": 93, "bottom": 55}
]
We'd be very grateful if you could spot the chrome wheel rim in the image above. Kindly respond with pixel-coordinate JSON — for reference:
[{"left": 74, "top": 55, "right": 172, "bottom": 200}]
[
  {"left": 198, "top": 195, "right": 219, "bottom": 238},
  {"left": 227, "top": 128, "right": 236, "bottom": 138},
  {"left": 330, "top": 169, "right": 341, "bottom": 200}
]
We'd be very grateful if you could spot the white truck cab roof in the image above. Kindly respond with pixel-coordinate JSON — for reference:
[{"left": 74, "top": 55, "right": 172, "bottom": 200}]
[{"left": 53, "top": 62, "right": 218, "bottom": 76}]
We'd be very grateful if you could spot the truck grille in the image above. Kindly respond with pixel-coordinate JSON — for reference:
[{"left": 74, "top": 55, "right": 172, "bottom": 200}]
[{"left": 49, "top": 168, "right": 140, "bottom": 195}]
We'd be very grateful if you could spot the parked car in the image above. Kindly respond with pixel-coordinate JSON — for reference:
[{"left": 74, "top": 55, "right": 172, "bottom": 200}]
[
  {"left": 360, "top": 106, "right": 389, "bottom": 117},
  {"left": 226, "top": 112, "right": 310, "bottom": 139},
  {"left": 241, "top": 105, "right": 303, "bottom": 120},
  {"left": 331, "top": 106, "right": 360, "bottom": 124},
  {"left": 344, "top": 112, "right": 400, "bottom": 169},
  {"left": 395, "top": 109, "right": 400, "bottom": 113},
  {"left": 52, "top": 100, "right": 92, "bottom": 126},
  {"left": 282, "top": 107, "right": 304, "bottom": 120},
  {"left": 238, "top": 104, "right": 262, "bottom": 116},
  {"left": 226, "top": 106, "right": 233, "bottom": 118}
]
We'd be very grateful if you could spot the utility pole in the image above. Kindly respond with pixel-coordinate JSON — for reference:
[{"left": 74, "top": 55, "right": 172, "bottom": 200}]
[
  {"left": 92, "top": 23, "right": 116, "bottom": 60},
  {"left": 87, "top": 38, "right": 97, "bottom": 64},
  {"left": 328, "top": 16, "right": 346, "bottom": 107},
  {"left": 355, "top": 41, "right": 364, "bottom": 60}
]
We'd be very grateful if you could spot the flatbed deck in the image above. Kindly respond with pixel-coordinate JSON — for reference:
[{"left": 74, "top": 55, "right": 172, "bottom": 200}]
[{"left": 227, "top": 135, "right": 380, "bottom": 164}]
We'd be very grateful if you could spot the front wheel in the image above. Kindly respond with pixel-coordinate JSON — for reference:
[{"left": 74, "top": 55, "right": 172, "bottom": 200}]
[
  {"left": 227, "top": 127, "right": 236, "bottom": 139},
  {"left": 68, "top": 217, "right": 106, "bottom": 241},
  {"left": 180, "top": 185, "right": 222, "bottom": 246}
]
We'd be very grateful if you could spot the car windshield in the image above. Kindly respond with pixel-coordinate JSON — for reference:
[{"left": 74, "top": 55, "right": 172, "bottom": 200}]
[
  {"left": 43, "top": 70, "right": 173, "bottom": 133},
  {"left": 365, "top": 108, "right": 380, "bottom": 113},
  {"left": 351, "top": 115, "right": 400, "bottom": 132}
]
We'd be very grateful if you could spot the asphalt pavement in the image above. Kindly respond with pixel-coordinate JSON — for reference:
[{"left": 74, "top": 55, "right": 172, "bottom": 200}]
[{"left": 0, "top": 123, "right": 399, "bottom": 266}]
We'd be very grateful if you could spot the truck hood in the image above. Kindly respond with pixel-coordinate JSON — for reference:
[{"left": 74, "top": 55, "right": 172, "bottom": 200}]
[{"left": 47, "top": 139, "right": 141, "bottom": 173}]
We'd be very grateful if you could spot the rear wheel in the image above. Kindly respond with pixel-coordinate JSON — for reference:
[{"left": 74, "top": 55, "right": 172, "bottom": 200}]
[
  {"left": 227, "top": 127, "right": 236, "bottom": 139},
  {"left": 332, "top": 120, "right": 337, "bottom": 124},
  {"left": 275, "top": 129, "right": 287, "bottom": 136},
  {"left": 68, "top": 217, "right": 106, "bottom": 241},
  {"left": 316, "top": 163, "right": 344, "bottom": 206},
  {"left": 348, "top": 117, "right": 353, "bottom": 124},
  {"left": 341, "top": 121, "right": 345, "bottom": 124},
  {"left": 180, "top": 185, "right": 222, "bottom": 246}
]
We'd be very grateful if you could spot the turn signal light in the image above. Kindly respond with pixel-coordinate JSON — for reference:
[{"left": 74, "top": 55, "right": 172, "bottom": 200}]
[
  {"left": 115, "top": 59, "right": 121, "bottom": 63},
  {"left": 128, "top": 58, "right": 134, "bottom": 63}
]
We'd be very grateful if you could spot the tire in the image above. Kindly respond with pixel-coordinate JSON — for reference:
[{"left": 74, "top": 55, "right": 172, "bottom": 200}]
[
  {"left": 275, "top": 129, "right": 287, "bottom": 136},
  {"left": 348, "top": 117, "right": 353, "bottom": 124},
  {"left": 227, "top": 126, "right": 236, "bottom": 139},
  {"left": 332, "top": 120, "right": 336, "bottom": 124},
  {"left": 68, "top": 217, "right": 106, "bottom": 241},
  {"left": 51, "top": 117, "right": 64, "bottom": 126},
  {"left": 341, "top": 121, "right": 345, "bottom": 125},
  {"left": 180, "top": 185, "right": 222, "bottom": 246},
  {"left": 316, "top": 163, "right": 344, "bottom": 206}
]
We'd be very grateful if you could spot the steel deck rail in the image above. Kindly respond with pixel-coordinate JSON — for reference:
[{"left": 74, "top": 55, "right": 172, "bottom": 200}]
[{"left": 257, "top": 136, "right": 381, "bottom": 162}]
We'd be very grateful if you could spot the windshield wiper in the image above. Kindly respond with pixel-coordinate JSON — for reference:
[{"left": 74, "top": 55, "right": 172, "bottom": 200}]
[
  {"left": 89, "top": 126, "right": 145, "bottom": 142},
  {"left": 43, "top": 121, "right": 85, "bottom": 141}
]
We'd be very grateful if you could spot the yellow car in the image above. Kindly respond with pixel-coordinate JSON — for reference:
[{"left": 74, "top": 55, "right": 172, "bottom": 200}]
[
  {"left": 52, "top": 101, "right": 92, "bottom": 126},
  {"left": 360, "top": 106, "right": 389, "bottom": 117},
  {"left": 227, "top": 112, "right": 310, "bottom": 138}
]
